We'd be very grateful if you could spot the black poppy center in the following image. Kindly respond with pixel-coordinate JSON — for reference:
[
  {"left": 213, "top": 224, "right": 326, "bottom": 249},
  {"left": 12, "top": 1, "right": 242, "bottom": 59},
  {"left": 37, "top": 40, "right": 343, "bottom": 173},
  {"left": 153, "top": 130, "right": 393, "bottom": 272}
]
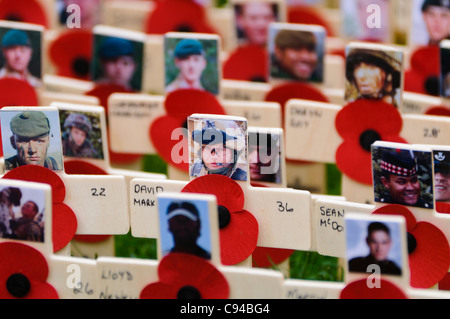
[
  {"left": 71, "top": 57, "right": 90, "bottom": 77},
  {"left": 6, "top": 273, "right": 30, "bottom": 298},
  {"left": 250, "top": 75, "right": 266, "bottom": 83},
  {"left": 407, "top": 232, "right": 417, "bottom": 254},
  {"left": 359, "top": 129, "right": 381, "bottom": 152},
  {"left": 177, "top": 285, "right": 201, "bottom": 299},
  {"left": 5, "top": 14, "right": 22, "bottom": 22},
  {"left": 218, "top": 205, "right": 231, "bottom": 229},
  {"left": 176, "top": 24, "right": 193, "bottom": 33}
]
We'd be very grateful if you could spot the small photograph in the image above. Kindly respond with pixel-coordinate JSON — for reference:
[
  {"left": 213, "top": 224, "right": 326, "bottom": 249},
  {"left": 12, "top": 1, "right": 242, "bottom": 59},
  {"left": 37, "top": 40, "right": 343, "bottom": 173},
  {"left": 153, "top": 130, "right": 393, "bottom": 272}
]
[
  {"left": 433, "top": 150, "right": 450, "bottom": 204},
  {"left": 59, "top": 110, "right": 104, "bottom": 159},
  {"left": 158, "top": 196, "right": 212, "bottom": 260},
  {"left": 0, "top": 24, "right": 42, "bottom": 88},
  {"left": 340, "top": 0, "right": 392, "bottom": 43},
  {"left": 440, "top": 41, "right": 450, "bottom": 98},
  {"left": 56, "top": 0, "right": 102, "bottom": 29},
  {"left": 164, "top": 33, "right": 220, "bottom": 95},
  {"left": 0, "top": 185, "right": 46, "bottom": 243},
  {"left": 91, "top": 32, "right": 144, "bottom": 92},
  {"left": 189, "top": 117, "right": 248, "bottom": 182},
  {"left": 268, "top": 22, "right": 326, "bottom": 83},
  {"left": 409, "top": 0, "right": 450, "bottom": 47},
  {"left": 1, "top": 109, "right": 64, "bottom": 171},
  {"left": 345, "top": 45, "right": 403, "bottom": 108},
  {"left": 372, "top": 145, "right": 434, "bottom": 209},
  {"left": 232, "top": 0, "right": 282, "bottom": 47},
  {"left": 346, "top": 217, "right": 404, "bottom": 276},
  {"left": 248, "top": 128, "right": 283, "bottom": 185}
]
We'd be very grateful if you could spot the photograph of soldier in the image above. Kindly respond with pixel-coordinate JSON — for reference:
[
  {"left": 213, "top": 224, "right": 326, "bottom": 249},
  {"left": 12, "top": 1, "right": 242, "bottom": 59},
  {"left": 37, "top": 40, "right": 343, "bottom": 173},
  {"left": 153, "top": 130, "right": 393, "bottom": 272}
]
[
  {"left": 269, "top": 23, "right": 325, "bottom": 83},
  {"left": 0, "top": 27, "right": 42, "bottom": 88},
  {"left": 190, "top": 118, "right": 247, "bottom": 182},
  {"left": 248, "top": 129, "right": 282, "bottom": 184},
  {"left": 233, "top": 0, "right": 280, "bottom": 47},
  {"left": 372, "top": 146, "right": 434, "bottom": 209},
  {"left": 60, "top": 111, "right": 103, "bottom": 159},
  {"left": 91, "top": 34, "right": 143, "bottom": 91},
  {"left": 1, "top": 110, "right": 63, "bottom": 171},
  {"left": 0, "top": 185, "right": 45, "bottom": 243},
  {"left": 347, "top": 220, "right": 403, "bottom": 276},
  {"left": 434, "top": 150, "right": 450, "bottom": 203},
  {"left": 440, "top": 41, "right": 450, "bottom": 97},
  {"left": 410, "top": 0, "right": 450, "bottom": 46},
  {"left": 158, "top": 197, "right": 212, "bottom": 260},
  {"left": 165, "top": 34, "right": 220, "bottom": 95},
  {"left": 345, "top": 47, "right": 403, "bottom": 108}
]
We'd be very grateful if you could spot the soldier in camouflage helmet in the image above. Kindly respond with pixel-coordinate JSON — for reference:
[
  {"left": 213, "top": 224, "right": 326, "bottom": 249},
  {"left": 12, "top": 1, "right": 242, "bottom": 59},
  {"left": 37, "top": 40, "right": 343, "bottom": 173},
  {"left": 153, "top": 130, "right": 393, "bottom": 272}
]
[
  {"left": 5, "top": 111, "right": 60, "bottom": 170},
  {"left": 62, "top": 112, "right": 99, "bottom": 159}
]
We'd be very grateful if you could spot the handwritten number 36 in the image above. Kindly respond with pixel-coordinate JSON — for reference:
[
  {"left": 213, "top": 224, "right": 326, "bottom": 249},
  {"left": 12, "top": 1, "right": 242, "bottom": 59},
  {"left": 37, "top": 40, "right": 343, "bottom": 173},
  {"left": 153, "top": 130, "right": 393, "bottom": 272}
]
[{"left": 277, "top": 201, "right": 293, "bottom": 212}]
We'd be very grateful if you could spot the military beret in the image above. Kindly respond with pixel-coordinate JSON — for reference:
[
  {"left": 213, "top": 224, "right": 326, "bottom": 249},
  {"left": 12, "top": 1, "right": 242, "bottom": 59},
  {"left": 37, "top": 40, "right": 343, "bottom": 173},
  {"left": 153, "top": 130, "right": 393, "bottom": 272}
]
[
  {"left": 167, "top": 202, "right": 199, "bottom": 221},
  {"left": 434, "top": 151, "right": 450, "bottom": 174},
  {"left": 1, "top": 29, "right": 31, "bottom": 48},
  {"left": 193, "top": 128, "right": 236, "bottom": 146},
  {"left": 274, "top": 29, "right": 316, "bottom": 51},
  {"left": 422, "top": 0, "right": 450, "bottom": 11},
  {"left": 10, "top": 111, "right": 50, "bottom": 138},
  {"left": 99, "top": 37, "right": 134, "bottom": 60},
  {"left": 174, "top": 38, "right": 204, "bottom": 59},
  {"left": 380, "top": 149, "right": 418, "bottom": 177}
]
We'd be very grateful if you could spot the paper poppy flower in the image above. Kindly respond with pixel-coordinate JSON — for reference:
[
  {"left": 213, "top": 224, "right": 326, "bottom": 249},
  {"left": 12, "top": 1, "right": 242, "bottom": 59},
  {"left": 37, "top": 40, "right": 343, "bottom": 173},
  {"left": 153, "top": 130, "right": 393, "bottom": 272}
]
[
  {"left": 64, "top": 160, "right": 112, "bottom": 243},
  {"left": 145, "top": 0, "right": 216, "bottom": 35},
  {"left": 404, "top": 46, "right": 440, "bottom": 96},
  {"left": 0, "top": 0, "right": 48, "bottom": 28},
  {"left": 287, "top": 5, "right": 334, "bottom": 37},
  {"left": 340, "top": 278, "right": 407, "bottom": 299},
  {"left": 150, "top": 89, "right": 226, "bottom": 173},
  {"left": 373, "top": 204, "right": 450, "bottom": 288},
  {"left": 0, "top": 242, "right": 58, "bottom": 299},
  {"left": 48, "top": 29, "right": 92, "bottom": 80},
  {"left": 181, "top": 174, "right": 259, "bottom": 266},
  {"left": 425, "top": 106, "right": 450, "bottom": 117},
  {"left": 265, "top": 81, "right": 329, "bottom": 126},
  {"left": 140, "top": 253, "right": 229, "bottom": 299},
  {"left": 86, "top": 83, "right": 142, "bottom": 165},
  {"left": 3, "top": 166, "right": 78, "bottom": 253},
  {"left": 223, "top": 44, "right": 268, "bottom": 83},
  {"left": 335, "top": 99, "right": 407, "bottom": 185},
  {"left": 436, "top": 202, "right": 450, "bottom": 215},
  {"left": 252, "top": 247, "right": 294, "bottom": 268}
]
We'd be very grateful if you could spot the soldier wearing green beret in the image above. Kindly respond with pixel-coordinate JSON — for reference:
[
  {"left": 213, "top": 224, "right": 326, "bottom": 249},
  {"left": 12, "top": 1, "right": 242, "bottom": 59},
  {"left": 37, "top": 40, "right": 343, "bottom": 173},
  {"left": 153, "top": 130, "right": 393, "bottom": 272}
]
[
  {"left": 5, "top": 111, "right": 60, "bottom": 170},
  {"left": 0, "top": 29, "right": 41, "bottom": 88},
  {"left": 96, "top": 37, "right": 137, "bottom": 90},
  {"left": 165, "top": 38, "right": 207, "bottom": 93}
]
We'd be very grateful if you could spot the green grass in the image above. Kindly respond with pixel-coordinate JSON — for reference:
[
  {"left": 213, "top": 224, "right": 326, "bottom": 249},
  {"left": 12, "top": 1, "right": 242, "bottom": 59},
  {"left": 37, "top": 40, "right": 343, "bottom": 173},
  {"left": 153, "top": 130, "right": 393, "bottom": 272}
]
[{"left": 113, "top": 156, "right": 344, "bottom": 282}]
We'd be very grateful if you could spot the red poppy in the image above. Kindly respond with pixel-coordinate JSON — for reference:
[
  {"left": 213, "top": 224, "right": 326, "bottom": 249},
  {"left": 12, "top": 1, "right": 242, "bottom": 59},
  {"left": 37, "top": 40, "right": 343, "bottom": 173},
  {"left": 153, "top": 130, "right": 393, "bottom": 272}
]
[
  {"left": 252, "top": 247, "right": 294, "bottom": 268},
  {"left": 140, "top": 253, "right": 229, "bottom": 299},
  {"left": 64, "top": 160, "right": 112, "bottom": 243},
  {"left": 181, "top": 174, "right": 259, "bottom": 266},
  {"left": 436, "top": 202, "right": 450, "bottom": 215},
  {"left": 48, "top": 29, "right": 92, "bottom": 80},
  {"left": 265, "top": 81, "right": 329, "bottom": 130},
  {"left": 335, "top": 99, "right": 407, "bottom": 185},
  {"left": 0, "top": 0, "right": 48, "bottom": 28},
  {"left": 0, "top": 242, "right": 58, "bottom": 299},
  {"left": 145, "top": 0, "right": 216, "bottom": 35},
  {"left": 2, "top": 166, "right": 78, "bottom": 253},
  {"left": 404, "top": 46, "right": 440, "bottom": 96},
  {"left": 425, "top": 106, "right": 450, "bottom": 117},
  {"left": 287, "top": 5, "right": 334, "bottom": 37},
  {"left": 149, "top": 89, "right": 226, "bottom": 173},
  {"left": 223, "top": 44, "right": 268, "bottom": 83},
  {"left": 86, "top": 83, "right": 142, "bottom": 165},
  {"left": 373, "top": 204, "right": 450, "bottom": 289},
  {"left": 340, "top": 278, "right": 407, "bottom": 299},
  {"left": 0, "top": 78, "right": 39, "bottom": 158}
]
